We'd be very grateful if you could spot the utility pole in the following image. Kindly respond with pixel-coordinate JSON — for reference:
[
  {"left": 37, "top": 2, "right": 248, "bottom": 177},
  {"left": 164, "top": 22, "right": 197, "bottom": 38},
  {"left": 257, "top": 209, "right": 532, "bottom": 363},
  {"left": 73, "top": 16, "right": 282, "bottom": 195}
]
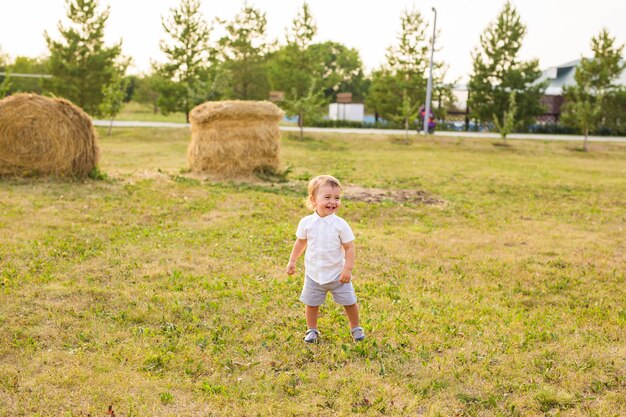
[{"left": 423, "top": 7, "right": 437, "bottom": 135}]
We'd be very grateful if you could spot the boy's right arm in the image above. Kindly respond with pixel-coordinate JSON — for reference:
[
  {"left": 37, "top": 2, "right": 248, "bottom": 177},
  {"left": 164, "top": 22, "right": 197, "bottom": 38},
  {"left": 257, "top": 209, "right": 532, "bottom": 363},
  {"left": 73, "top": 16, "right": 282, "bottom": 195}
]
[{"left": 286, "top": 238, "right": 307, "bottom": 275}]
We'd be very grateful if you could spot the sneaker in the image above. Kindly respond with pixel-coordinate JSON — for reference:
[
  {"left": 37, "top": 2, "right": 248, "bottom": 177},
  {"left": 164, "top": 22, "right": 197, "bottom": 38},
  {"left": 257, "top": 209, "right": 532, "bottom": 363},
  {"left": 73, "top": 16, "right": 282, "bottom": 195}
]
[
  {"left": 304, "top": 329, "right": 320, "bottom": 343},
  {"left": 350, "top": 326, "right": 365, "bottom": 341}
]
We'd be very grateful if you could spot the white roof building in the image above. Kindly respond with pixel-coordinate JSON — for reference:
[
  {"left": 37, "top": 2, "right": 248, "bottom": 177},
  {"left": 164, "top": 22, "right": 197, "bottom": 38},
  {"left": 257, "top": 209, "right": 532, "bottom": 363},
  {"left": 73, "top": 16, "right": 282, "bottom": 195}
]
[{"left": 538, "top": 59, "right": 626, "bottom": 96}]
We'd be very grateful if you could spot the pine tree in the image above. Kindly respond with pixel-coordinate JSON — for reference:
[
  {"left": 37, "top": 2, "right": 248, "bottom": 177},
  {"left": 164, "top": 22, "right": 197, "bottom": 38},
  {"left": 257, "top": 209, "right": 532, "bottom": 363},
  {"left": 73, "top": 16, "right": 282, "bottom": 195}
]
[
  {"left": 367, "top": 7, "right": 448, "bottom": 125},
  {"left": 266, "top": 2, "right": 317, "bottom": 101},
  {"left": 387, "top": 7, "right": 429, "bottom": 81},
  {"left": 580, "top": 29, "right": 624, "bottom": 97},
  {"left": 156, "top": 0, "right": 213, "bottom": 122},
  {"left": 286, "top": 2, "right": 317, "bottom": 50},
  {"left": 468, "top": 1, "right": 545, "bottom": 131},
  {"left": 561, "top": 28, "right": 625, "bottom": 148},
  {"left": 45, "top": 0, "right": 127, "bottom": 115},
  {"left": 218, "top": 2, "right": 270, "bottom": 100}
]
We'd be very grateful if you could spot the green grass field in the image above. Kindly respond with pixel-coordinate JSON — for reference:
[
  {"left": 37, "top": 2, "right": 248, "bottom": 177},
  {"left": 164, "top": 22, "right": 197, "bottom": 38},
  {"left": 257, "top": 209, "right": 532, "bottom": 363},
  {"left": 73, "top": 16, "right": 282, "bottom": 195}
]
[
  {"left": 114, "top": 101, "right": 187, "bottom": 123},
  {"left": 1, "top": 128, "right": 625, "bottom": 416}
]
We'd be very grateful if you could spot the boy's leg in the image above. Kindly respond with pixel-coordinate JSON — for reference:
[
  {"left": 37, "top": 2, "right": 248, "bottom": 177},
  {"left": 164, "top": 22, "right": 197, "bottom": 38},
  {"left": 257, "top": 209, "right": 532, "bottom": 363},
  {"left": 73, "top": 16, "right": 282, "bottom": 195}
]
[
  {"left": 306, "top": 305, "right": 320, "bottom": 329},
  {"left": 343, "top": 303, "right": 359, "bottom": 328},
  {"left": 344, "top": 303, "right": 365, "bottom": 341}
]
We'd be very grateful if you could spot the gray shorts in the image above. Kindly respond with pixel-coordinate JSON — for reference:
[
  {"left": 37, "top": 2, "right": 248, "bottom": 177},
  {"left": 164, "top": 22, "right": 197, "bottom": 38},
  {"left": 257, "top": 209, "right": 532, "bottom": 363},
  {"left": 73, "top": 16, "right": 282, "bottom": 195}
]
[{"left": 300, "top": 275, "right": 357, "bottom": 306}]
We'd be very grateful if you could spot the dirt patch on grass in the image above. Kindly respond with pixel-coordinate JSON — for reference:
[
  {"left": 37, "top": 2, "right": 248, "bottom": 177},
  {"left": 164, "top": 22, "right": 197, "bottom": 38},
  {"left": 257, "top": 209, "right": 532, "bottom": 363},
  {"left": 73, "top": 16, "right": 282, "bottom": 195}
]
[
  {"left": 344, "top": 185, "right": 444, "bottom": 205},
  {"left": 102, "top": 172, "right": 445, "bottom": 206}
]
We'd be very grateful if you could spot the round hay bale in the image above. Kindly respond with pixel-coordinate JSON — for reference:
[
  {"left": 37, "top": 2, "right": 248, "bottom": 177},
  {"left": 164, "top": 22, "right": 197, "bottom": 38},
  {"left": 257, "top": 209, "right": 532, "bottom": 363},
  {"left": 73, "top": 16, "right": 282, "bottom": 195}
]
[
  {"left": 188, "top": 100, "right": 284, "bottom": 178},
  {"left": 0, "top": 93, "right": 99, "bottom": 178}
]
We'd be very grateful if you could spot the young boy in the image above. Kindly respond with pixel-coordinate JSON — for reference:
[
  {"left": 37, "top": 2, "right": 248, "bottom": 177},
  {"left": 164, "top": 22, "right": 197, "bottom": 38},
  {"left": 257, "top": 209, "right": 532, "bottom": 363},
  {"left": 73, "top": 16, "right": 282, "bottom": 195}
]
[{"left": 286, "top": 175, "right": 365, "bottom": 343}]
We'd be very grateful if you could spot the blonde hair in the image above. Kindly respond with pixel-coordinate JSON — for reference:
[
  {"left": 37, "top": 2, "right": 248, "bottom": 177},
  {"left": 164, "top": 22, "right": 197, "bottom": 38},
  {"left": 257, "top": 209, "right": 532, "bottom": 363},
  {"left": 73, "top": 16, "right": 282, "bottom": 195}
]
[{"left": 306, "top": 175, "right": 343, "bottom": 209}]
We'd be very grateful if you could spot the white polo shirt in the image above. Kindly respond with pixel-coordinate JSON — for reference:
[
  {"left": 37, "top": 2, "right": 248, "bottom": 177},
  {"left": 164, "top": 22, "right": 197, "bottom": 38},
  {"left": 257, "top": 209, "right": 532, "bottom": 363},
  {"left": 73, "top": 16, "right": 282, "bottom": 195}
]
[{"left": 296, "top": 212, "right": 355, "bottom": 284}]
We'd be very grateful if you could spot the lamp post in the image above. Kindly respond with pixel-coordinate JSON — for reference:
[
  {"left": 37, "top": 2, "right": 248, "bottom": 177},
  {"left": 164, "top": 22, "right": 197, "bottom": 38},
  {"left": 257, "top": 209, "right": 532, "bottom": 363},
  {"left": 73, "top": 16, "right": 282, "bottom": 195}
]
[{"left": 423, "top": 7, "right": 437, "bottom": 135}]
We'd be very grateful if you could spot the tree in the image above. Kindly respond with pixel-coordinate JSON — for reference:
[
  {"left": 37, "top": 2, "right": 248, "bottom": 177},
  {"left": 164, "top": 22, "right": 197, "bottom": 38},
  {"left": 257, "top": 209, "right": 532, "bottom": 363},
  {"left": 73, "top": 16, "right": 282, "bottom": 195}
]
[
  {"left": 493, "top": 90, "right": 517, "bottom": 144},
  {"left": 602, "top": 89, "right": 626, "bottom": 135},
  {"left": 308, "top": 41, "right": 367, "bottom": 101},
  {"left": 6, "top": 56, "right": 50, "bottom": 94},
  {"left": 367, "top": 68, "right": 398, "bottom": 123},
  {"left": 561, "top": 28, "right": 625, "bottom": 147},
  {"left": 0, "top": 49, "right": 10, "bottom": 97},
  {"left": 468, "top": 1, "right": 545, "bottom": 131},
  {"left": 133, "top": 73, "right": 162, "bottom": 113},
  {"left": 396, "top": 89, "right": 419, "bottom": 139},
  {"left": 266, "top": 44, "right": 310, "bottom": 101},
  {"left": 268, "top": 4, "right": 366, "bottom": 109},
  {"left": 156, "top": 0, "right": 214, "bottom": 122},
  {"left": 578, "top": 29, "right": 624, "bottom": 98},
  {"left": 286, "top": 2, "right": 316, "bottom": 50},
  {"left": 562, "top": 87, "right": 601, "bottom": 151},
  {"left": 123, "top": 74, "right": 137, "bottom": 102},
  {"left": 367, "top": 7, "right": 448, "bottom": 125},
  {"left": 283, "top": 81, "right": 327, "bottom": 140},
  {"left": 266, "top": 2, "right": 317, "bottom": 100},
  {"left": 45, "top": 0, "right": 128, "bottom": 115},
  {"left": 0, "top": 46, "right": 8, "bottom": 68},
  {"left": 218, "top": 2, "right": 271, "bottom": 100},
  {"left": 0, "top": 72, "right": 10, "bottom": 98},
  {"left": 99, "top": 72, "right": 128, "bottom": 135}
]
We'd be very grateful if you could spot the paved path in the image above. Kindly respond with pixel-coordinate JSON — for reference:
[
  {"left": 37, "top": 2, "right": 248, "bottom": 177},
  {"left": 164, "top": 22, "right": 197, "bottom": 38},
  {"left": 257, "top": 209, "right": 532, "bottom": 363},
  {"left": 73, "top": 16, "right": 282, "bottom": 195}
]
[
  {"left": 93, "top": 120, "right": 190, "bottom": 129},
  {"left": 92, "top": 120, "right": 626, "bottom": 143}
]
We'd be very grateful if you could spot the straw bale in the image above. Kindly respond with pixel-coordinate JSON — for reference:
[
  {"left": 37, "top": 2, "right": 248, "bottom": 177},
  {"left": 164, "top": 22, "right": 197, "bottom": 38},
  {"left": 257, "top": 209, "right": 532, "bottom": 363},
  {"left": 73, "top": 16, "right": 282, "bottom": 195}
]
[
  {"left": 0, "top": 93, "right": 99, "bottom": 178},
  {"left": 188, "top": 100, "right": 284, "bottom": 178}
]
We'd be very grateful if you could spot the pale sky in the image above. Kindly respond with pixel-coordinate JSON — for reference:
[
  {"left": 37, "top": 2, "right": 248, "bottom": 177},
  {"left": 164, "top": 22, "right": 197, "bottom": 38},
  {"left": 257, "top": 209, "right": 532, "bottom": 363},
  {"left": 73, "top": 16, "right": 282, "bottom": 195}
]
[{"left": 1, "top": 0, "right": 624, "bottom": 83}]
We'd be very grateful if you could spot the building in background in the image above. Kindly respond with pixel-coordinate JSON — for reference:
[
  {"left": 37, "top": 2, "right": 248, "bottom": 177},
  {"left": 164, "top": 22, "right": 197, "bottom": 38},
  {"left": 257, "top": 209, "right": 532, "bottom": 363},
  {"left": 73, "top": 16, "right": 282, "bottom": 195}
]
[
  {"left": 537, "top": 59, "right": 626, "bottom": 123},
  {"left": 328, "top": 92, "right": 364, "bottom": 122},
  {"left": 329, "top": 103, "right": 364, "bottom": 122},
  {"left": 536, "top": 60, "right": 580, "bottom": 123}
]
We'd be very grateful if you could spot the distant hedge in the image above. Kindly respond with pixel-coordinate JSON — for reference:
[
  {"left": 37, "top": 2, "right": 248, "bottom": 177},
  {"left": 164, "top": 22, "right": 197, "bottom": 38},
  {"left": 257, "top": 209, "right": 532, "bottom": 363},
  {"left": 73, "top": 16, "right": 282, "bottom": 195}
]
[{"left": 528, "top": 123, "right": 626, "bottom": 136}]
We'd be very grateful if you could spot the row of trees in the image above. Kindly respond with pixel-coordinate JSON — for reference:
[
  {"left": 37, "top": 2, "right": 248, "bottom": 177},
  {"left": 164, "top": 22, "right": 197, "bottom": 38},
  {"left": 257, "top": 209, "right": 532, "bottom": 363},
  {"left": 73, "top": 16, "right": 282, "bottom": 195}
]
[
  {"left": 467, "top": 2, "right": 625, "bottom": 145},
  {"left": 1, "top": 0, "right": 624, "bottom": 139}
]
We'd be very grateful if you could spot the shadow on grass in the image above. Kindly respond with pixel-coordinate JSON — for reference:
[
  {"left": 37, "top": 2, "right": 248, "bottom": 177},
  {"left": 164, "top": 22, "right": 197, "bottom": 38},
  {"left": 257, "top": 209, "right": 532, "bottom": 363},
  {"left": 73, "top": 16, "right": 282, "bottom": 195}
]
[
  {"left": 492, "top": 142, "right": 512, "bottom": 148},
  {"left": 388, "top": 137, "right": 415, "bottom": 146},
  {"left": 567, "top": 146, "right": 588, "bottom": 153}
]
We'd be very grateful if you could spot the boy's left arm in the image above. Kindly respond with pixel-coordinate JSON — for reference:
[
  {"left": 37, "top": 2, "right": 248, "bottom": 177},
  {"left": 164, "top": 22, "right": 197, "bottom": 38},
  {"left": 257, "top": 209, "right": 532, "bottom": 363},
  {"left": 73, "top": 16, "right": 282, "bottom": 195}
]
[{"left": 340, "top": 241, "right": 355, "bottom": 283}]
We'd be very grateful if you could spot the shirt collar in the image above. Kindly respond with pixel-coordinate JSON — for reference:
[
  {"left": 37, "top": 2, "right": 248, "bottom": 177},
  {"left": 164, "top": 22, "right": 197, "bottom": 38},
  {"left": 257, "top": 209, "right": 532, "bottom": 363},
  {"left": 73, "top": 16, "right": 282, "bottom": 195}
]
[{"left": 312, "top": 211, "right": 335, "bottom": 223}]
